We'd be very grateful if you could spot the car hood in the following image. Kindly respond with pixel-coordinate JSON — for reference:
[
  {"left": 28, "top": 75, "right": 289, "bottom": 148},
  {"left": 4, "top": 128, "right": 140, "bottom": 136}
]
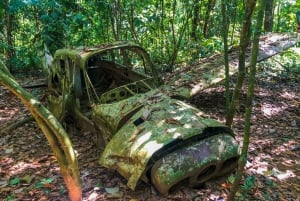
[{"left": 98, "top": 89, "right": 233, "bottom": 190}]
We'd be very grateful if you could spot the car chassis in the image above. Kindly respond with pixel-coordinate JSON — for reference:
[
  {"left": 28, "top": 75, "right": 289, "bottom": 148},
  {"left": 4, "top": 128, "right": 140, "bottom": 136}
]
[{"left": 47, "top": 41, "right": 240, "bottom": 195}]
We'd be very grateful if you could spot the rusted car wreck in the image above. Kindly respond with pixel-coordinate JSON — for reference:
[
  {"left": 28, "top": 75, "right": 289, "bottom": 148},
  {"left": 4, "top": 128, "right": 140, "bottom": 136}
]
[{"left": 47, "top": 41, "right": 240, "bottom": 195}]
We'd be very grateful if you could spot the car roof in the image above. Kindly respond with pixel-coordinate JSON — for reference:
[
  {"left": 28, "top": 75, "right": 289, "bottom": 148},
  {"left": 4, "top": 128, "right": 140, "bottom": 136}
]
[{"left": 53, "top": 41, "right": 148, "bottom": 64}]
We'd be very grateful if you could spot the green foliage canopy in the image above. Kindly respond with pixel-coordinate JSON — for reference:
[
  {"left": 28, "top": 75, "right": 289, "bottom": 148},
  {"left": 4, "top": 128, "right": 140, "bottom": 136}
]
[{"left": 0, "top": 0, "right": 298, "bottom": 72}]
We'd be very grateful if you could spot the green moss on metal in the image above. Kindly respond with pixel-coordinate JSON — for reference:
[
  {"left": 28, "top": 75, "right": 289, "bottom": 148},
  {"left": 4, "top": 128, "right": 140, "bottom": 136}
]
[
  {"left": 151, "top": 134, "right": 240, "bottom": 188},
  {"left": 99, "top": 91, "right": 236, "bottom": 190}
]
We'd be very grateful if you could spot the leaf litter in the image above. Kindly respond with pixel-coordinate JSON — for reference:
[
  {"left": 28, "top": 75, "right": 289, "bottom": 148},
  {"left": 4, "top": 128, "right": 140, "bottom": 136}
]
[{"left": 0, "top": 59, "right": 299, "bottom": 200}]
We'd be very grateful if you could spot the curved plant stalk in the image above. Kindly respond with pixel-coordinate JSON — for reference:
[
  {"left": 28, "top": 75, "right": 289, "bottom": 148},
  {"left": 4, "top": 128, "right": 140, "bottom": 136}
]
[{"left": 0, "top": 60, "right": 82, "bottom": 201}]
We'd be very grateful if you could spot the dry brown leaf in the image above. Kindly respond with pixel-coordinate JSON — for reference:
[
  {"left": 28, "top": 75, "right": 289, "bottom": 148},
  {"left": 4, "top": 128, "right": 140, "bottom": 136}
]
[{"left": 165, "top": 118, "right": 181, "bottom": 125}]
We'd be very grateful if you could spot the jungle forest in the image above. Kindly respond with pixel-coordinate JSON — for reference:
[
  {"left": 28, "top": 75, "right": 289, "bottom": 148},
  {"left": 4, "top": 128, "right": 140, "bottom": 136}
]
[{"left": 0, "top": 0, "right": 299, "bottom": 200}]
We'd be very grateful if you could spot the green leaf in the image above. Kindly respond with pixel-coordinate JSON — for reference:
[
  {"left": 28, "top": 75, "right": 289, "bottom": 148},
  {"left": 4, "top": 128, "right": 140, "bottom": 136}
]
[
  {"left": 181, "top": 73, "right": 192, "bottom": 81},
  {"left": 227, "top": 174, "right": 235, "bottom": 184},
  {"left": 9, "top": 178, "right": 20, "bottom": 186},
  {"left": 35, "top": 177, "right": 54, "bottom": 188},
  {"left": 96, "top": 181, "right": 103, "bottom": 188},
  {"left": 242, "top": 175, "right": 256, "bottom": 190},
  {"left": 59, "top": 185, "right": 66, "bottom": 195},
  {"left": 44, "top": 188, "right": 51, "bottom": 194},
  {"left": 41, "top": 178, "right": 54, "bottom": 184},
  {"left": 265, "top": 178, "right": 275, "bottom": 187},
  {"left": 5, "top": 194, "right": 15, "bottom": 201},
  {"left": 35, "top": 182, "right": 44, "bottom": 188}
]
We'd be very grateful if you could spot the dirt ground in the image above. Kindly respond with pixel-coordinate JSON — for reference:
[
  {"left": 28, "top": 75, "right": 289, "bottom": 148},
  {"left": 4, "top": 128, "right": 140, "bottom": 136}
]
[{"left": 0, "top": 70, "right": 299, "bottom": 200}]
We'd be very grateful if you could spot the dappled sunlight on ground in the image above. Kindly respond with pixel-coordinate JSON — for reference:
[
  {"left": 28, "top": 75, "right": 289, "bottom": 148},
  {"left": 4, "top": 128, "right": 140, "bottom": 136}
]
[
  {"left": 0, "top": 90, "right": 22, "bottom": 123},
  {"left": 191, "top": 72, "right": 299, "bottom": 200},
  {"left": 0, "top": 107, "right": 20, "bottom": 122},
  {"left": 1, "top": 59, "right": 300, "bottom": 200},
  {"left": 280, "top": 91, "right": 297, "bottom": 99},
  {"left": 260, "top": 103, "right": 287, "bottom": 117},
  {"left": 247, "top": 145, "right": 298, "bottom": 180},
  {"left": 1, "top": 80, "right": 299, "bottom": 200},
  {"left": 271, "top": 140, "right": 299, "bottom": 156},
  {"left": 2, "top": 159, "right": 45, "bottom": 176}
]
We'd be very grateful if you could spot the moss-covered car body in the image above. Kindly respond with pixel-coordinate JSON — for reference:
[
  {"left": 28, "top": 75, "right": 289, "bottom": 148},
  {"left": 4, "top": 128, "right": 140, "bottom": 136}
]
[{"left": 47, "top": 41, "right": 240, "bottom": 194}]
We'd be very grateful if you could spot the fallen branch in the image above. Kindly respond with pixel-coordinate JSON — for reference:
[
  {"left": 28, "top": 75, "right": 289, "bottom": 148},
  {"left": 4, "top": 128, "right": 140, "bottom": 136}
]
[
  {"left": 164, "top": 33, "right": 300, "bottom": 99},
  {"left": 0, "top": 116, "right": 34, "bottom": 134},
  {"left": 22, "top": 83, "right": 47, "bottom": 89}
]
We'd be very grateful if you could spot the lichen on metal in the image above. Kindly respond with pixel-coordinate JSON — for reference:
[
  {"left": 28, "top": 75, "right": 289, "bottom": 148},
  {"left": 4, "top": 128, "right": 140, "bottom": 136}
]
[
  {"left": 47, "top": 41, "right": 241, "bottom": 195},
  {"left": 99, "top": 94, "right": 237, "bottom": 190},
  {"left": 150, "top": 134, "right": 240, "bottom": 194}
]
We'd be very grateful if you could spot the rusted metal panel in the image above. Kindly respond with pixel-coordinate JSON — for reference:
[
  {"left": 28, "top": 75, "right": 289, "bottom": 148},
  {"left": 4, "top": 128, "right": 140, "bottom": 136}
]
[{"left": 48, "top": 41, "right": 242, "bottom": 194}]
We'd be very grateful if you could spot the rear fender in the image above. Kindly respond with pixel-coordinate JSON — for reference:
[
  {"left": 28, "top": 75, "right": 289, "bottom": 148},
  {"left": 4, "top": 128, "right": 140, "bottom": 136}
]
[{"left": 99, "top": 97, "right": 238, "bottom": 190}]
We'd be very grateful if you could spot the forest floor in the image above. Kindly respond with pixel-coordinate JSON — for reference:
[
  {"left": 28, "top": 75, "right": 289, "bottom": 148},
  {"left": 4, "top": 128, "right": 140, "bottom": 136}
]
[{"left": 0, "top": 57, "right": 300, "bottom": 200}]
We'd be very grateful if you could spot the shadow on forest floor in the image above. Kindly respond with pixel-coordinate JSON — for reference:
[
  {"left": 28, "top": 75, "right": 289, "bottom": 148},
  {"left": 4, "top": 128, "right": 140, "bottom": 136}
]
[{"left": 0, "top": 68, "right": 299, "bottom": 200}]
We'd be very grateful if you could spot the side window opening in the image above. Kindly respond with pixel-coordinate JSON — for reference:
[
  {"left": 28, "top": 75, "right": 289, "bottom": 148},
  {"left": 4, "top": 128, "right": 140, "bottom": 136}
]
[
  {"left": 68, "top": 58, "right": 83, "bottom": 98},
  {"left": 83, "top": 47, "right": 153, "bottom": 103},
  {"left": 49, "top": 60, "right": 64, "bottom": 93},
  {"left": 60, "top": 59, "right": 65, "bottom": 75},
  {"left": 51, "top": 73, "right": 60, "bottom": 92}
]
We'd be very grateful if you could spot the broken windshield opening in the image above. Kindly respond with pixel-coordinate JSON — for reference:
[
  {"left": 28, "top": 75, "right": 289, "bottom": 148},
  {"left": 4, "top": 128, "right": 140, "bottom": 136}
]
[
  {"left": 83, "top": 47, "right": 157, "bottom": 105},
  {"left": 98, "top": 78, "right": 157, "bottom": 104}
]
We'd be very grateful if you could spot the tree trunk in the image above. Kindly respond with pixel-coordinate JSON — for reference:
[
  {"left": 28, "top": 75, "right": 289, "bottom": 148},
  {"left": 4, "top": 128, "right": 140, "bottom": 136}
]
[
  {"left": 0, "top": 60, "right": 82, "bottom": 201},
  {"left": 167, "top": 0, "right": 193, "bottom": 71},
  {"left": 203, "top": 0, "right": 216, "bottom": 38},
  {"left": 226, "top": 0, "right": 257, "bottom": 127},
  {"left": 221, "top": 0, "right": 231, "bottom": 114},
  {"left": 229, "top": 0, "right": 238, "bottom": 45},
  {"left": 158, "top": 0, "right": 165, "bottom": 57},
  {"left": 109, "top": 0, "right": 122, "bottom": 41},
  {"left": 191, "top": 1, "right": 200, "bottom": 40},
  {"left": 264, "top": 0, "right": 274, "bottom": 32},
  {"left": 127, "top": 2, "right": 139, "bottom": 43},
  {"left": 4, "top": 0, "right": 15, "bottom": 72},
  {"left": 275, "top": 2, "right": 281, "bottom": 32},
  {"left": 227, "top": 0, "right": 265, "bottom": 199}
]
